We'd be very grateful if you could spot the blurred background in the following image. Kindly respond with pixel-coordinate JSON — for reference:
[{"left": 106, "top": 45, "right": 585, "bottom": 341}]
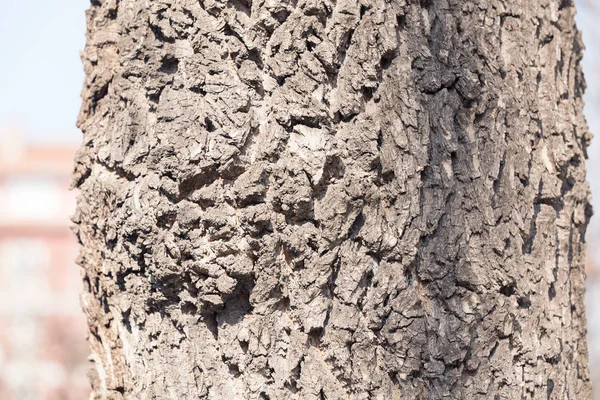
[
  {"left": 0, "top": 0, "right": 600, "bottom": 399},
  {"left": 0, "top": 1, "right": 89, "bottom": 398}
]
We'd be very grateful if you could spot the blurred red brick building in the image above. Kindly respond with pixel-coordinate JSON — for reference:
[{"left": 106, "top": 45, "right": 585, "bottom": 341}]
[{"left": 0, "top": 134, "right": 89, "bottom": 399}]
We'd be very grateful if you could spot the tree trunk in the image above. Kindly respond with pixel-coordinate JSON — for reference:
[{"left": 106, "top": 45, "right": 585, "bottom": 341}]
[{"left": 73, "top": 0, "right": 592, "bottom": 398}]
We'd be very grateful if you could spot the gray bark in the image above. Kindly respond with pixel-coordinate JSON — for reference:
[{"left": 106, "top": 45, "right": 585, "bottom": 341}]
[{"left": 73, "top": 0, "right": 592, "bottom": 398}]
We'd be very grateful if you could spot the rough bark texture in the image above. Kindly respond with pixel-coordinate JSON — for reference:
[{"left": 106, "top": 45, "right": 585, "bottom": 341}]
[{"left": 73, "top": 0, "right": 592, "bottom": 398}]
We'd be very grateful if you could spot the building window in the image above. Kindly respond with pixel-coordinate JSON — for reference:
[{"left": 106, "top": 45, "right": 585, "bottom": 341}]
[
  {"left": 4, "top": 178, "right": 62, "bottom": 220},
  {"left": 0, "top": 238, "right": 50, "bottom": 297}
]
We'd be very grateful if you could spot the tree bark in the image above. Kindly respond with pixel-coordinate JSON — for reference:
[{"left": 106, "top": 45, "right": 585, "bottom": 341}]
[{"left": 73, "top": 0, "right": 592, "bottom": 398}]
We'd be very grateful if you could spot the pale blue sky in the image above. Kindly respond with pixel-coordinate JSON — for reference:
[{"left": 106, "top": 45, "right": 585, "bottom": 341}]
[
  {"left": 575, "top": 3, "right": 600, "bottom": 242},
  {"left": 0, "top": 0, "right": 88, "bottom": 143}
]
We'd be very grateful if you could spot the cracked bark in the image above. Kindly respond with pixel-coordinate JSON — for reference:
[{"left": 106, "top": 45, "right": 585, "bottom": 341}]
[{"left": 74, "top": 0, "right": 592, "bottom": 398}]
